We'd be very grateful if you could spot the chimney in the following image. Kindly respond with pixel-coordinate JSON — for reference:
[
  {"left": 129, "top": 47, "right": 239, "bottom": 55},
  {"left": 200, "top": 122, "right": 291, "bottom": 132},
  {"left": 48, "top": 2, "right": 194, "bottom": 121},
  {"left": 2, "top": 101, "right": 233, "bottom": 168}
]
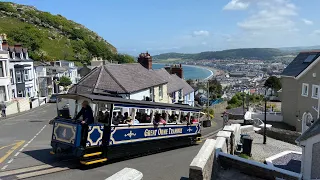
[
  {"left": 138, "top": 51, "right": 152, "bottom": 70},
  {"left": 170, "top": 64, "right": 183, "bottom": 79}
]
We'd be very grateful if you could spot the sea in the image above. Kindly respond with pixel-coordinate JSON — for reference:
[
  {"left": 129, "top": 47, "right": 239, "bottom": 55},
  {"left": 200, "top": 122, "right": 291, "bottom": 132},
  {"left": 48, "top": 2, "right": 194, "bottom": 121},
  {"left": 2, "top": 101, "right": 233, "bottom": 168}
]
[{"left": 152, "top": 63, "right": 213, "bottom": 80}]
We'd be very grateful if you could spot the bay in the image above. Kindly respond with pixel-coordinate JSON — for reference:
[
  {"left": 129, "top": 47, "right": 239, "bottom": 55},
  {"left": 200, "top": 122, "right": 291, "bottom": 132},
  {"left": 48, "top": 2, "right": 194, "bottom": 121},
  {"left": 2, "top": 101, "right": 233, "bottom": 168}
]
[{"left": 152, "top": 63, "right": 213, "bottom": 80}]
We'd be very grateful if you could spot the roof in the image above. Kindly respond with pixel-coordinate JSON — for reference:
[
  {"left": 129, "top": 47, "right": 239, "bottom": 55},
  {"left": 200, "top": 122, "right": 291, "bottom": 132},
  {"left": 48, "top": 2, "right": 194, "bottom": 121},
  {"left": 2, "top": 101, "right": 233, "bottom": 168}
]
[
  {"left": 69, "top": 63, "right": 167, "bottom": 94},
  {"left": 153, "top": 68, "right": 194, "bottom": 95},
  {"left": 296, "top": 118, "right": 320, "bottom": 143},
  {"left": 59, "top": 93, "right": 201, "bottom": 111},
  {"left": 281, "top": 52, "right": 320, "bottom": 77},
  {"left": 154, "top": 68, "right": 183, "bottom": 93},
  {"left": 171, "top": 74, "right": 194, "bottom": 95},
  {"left": 34, "top": 61, "right": 50, "bottom": 67}
]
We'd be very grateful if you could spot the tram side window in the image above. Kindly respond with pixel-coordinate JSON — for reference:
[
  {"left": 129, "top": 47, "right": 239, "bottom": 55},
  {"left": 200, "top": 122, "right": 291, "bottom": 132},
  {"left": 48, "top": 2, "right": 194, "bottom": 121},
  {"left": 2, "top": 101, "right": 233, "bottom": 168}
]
[
  {"left": 97, "top": 103, "right": 111, "bottom": 124},
  {"left": 190, "top": 112, "right": 199, "bottom": 124},
  {"left": 180, "top": 111, "right": 191, "bottom": 124},
  {"left": 153, "top": 109, "right": 167, "bottom": 125},
  {"left": 137, "top": 109, "right": 152, "bottom": 124},
  {"left": 168, "top": 110, "right": 179, "bottom": 123}
]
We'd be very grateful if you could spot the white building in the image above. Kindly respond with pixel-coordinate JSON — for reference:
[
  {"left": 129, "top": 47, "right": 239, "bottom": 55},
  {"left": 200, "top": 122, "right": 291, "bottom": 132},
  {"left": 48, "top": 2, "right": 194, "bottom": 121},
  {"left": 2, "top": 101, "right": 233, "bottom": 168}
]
[
  {"left": 50, "top": 60, "right": 79, "bottom": 84},
  {"left": 34, "top": 61, "right": 55, "bottom": 97},
  {"left": 0, "top": 38, "right": 10, "bottom": 102}
]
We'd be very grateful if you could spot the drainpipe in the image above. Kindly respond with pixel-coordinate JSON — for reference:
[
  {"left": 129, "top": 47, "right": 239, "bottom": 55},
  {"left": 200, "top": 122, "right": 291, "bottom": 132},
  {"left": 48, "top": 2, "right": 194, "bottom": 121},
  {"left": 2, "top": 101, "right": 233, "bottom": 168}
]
[{"left": 318, "top": 86, "right": 320, "bottom": 119}]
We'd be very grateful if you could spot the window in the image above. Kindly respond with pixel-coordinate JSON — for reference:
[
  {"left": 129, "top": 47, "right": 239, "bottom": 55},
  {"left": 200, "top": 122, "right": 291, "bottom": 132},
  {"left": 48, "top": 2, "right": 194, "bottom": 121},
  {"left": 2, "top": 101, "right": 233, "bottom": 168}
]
[
  {"left": 159, "top": 85, "right": 163, "bottom": 100},
  {"left": 304, "top": 54, "right": 317, "bottom": 63},
  {"left": 17, "top": 90, "right": 23, "bottom": 97},
  {"left": 179, "top": 89, "right": 183, "bottom": 100},
  {"left": 312, "top": 85, "right": 319, "bottom": 99},
  {"left": 12, "top": 89, "right": 15, "bottom": 99},
  {"left": 26, "top": 87, "right": 31, "bottom": 97},
  {"left": 0, "top": 61, "right": 4, "bottom": 77},
  {"left": 10, "top": 69, "right": 14, "bottom": 84},
  {"left": 0, "top": 86, "right": 6, "bottom": 102},
  {"left": 24, "top": 70, "right": 29, "bottom": 81},
  {"left": 16, "top": 71, "right": 22, "bottom": 83},
  {"left": 302, "top": 83, "right": 309, "bottom": 97}
]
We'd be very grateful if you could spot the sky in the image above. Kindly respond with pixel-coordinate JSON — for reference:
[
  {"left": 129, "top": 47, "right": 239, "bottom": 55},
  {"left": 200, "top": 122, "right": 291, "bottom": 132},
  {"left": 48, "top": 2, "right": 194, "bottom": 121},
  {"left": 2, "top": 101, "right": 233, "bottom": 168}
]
[{"left": 3, "top": 0, "right": 320, "bottom": 55}]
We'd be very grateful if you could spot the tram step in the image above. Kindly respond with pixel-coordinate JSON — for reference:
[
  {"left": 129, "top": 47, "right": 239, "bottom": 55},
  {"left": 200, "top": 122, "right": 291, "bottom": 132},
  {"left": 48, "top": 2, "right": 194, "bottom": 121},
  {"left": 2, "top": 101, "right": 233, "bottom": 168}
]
[
  {"left": 83, "top": 152, "right": 102, "bottom": 158},
  {"left": 80, "top": 158, "right": 107, "bottom": 165}
]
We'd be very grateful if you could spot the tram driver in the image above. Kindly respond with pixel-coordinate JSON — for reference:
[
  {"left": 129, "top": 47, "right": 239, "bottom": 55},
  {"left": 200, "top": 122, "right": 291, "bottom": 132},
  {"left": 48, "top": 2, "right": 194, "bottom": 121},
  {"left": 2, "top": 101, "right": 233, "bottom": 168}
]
[{"left": 74, "top": 100, "right": 94, "bottom": 147}]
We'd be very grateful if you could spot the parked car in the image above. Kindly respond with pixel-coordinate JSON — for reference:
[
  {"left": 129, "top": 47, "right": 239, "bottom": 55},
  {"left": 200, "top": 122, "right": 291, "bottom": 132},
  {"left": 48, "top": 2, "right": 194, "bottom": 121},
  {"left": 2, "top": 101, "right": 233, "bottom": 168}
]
[{"left": 48, "top": 94, "right": 59, "bottom": 103}]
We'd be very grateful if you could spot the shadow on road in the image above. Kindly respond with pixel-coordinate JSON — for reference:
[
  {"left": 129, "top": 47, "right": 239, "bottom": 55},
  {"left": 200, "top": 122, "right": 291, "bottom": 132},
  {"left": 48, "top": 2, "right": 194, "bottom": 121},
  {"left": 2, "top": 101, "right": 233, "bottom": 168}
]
[
  {"left": 23, "top": 148, "right": 79, "bottom": 169},
  {"left": 22, "top": 143, "right": 201, "bottom": 171}
]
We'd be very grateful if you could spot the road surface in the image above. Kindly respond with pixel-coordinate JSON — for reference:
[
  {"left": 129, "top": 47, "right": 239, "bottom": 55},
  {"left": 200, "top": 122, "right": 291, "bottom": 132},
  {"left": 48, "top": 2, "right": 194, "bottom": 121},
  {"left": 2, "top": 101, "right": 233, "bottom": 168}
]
[{"left": 0, "top": 104, "right": 223, "bottom": 180}]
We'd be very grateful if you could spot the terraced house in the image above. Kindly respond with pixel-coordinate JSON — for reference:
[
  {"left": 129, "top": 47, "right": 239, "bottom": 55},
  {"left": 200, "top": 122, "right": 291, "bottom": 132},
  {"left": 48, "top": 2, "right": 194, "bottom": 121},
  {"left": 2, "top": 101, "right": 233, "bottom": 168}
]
[
  {"left": 281, "top": 51, "right": 320, "bottom": 131},
  {"left": 0, "top": 36, "right": 10, "bottom": 102}
]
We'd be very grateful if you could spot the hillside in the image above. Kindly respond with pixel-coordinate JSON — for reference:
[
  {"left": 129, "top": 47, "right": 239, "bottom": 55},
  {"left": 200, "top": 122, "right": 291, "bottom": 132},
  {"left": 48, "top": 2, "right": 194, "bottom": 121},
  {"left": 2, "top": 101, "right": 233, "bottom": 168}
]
[
  {"left": 0, "top": 2, "right": 120, "bottom": 62},
  {"left": 153, "top": 48, "right": 291, "bottom": 61}
]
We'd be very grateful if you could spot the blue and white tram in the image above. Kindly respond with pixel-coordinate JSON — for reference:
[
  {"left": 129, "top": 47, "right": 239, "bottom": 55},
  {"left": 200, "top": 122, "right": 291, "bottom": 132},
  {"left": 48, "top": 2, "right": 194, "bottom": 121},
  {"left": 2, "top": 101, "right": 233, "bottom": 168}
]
[{"left": 50, "top": 93, "right": 202, "bottom": 165}]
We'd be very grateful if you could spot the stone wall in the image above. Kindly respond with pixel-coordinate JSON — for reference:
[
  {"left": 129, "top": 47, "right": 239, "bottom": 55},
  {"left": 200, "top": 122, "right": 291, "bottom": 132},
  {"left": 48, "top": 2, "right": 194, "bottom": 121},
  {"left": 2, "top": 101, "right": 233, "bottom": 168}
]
[
  {"left": 211, "top": 101, "right": 228, "bottom": 114},
  {"left": 189, "top": 139, "right": 216, "bottom": 180},
  {"left": 218, "top": 152, "right": 302, "bottom": 180},
  {"left": 257, "top": 127, "right": 301, "bottom": 145}
]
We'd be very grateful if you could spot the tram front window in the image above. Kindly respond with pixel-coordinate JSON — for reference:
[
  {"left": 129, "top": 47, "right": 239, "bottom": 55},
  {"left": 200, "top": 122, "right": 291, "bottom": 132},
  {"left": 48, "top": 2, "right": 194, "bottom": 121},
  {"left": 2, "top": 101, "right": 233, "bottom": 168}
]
[{"left": 57, "top": 98, "right": 74, "bottom": 119}]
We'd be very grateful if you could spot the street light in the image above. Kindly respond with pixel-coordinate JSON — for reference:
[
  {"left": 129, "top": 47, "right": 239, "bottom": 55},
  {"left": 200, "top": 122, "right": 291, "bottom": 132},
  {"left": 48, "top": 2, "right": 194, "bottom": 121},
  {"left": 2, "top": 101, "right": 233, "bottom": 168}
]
[
  {"left": 242, "top": 86, "right": 246, "bottom": 124},
  {"left": 263, "top": 88, "right": 268, "bottom": 144}
]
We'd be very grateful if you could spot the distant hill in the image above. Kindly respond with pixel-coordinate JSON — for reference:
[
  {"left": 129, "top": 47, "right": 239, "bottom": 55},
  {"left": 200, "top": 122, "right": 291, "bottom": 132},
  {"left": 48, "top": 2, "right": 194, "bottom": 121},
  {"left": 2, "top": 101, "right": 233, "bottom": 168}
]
[
  {"left": 0, "top": 2, "right": 117, "bottom": 62},
  {"left": 153, "top": 48, "right": 290, "bottom": 61}
]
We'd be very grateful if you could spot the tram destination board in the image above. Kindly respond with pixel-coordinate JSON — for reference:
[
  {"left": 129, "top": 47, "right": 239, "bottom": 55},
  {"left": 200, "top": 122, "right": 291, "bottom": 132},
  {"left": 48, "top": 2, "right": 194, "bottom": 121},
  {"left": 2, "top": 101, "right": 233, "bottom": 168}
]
[{"left": 109, "top": 124, "right": 200, "bottom": 145}]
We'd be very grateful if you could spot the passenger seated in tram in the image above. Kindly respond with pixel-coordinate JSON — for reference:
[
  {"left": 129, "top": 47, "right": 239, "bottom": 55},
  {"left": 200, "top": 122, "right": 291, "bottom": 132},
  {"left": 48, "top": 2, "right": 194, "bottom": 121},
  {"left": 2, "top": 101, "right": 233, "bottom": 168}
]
[
  {"left": 116, "top": 112, "right": 123, "bottom": 123},
  {"left": 154, "top": 113, "right": 166, "bottom": 125},
  {"left": 191, "top": 116, "right": 198, "bottom": 124},
  {"left": 74, "top": 100, "right": 94, "bottom": 147},
  {"left": 123, "top": 112, "right": 129, "bottom": 122},
  {"left": 112, "top": 112, "right": 119, "bottom": 125},
  {"left": 124, "top": 116, "right": 133, "bottom": 125}
]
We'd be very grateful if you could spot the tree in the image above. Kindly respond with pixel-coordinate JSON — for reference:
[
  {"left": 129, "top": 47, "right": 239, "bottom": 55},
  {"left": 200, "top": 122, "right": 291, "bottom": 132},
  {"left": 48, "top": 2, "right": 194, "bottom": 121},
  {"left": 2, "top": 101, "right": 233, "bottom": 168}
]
[
  {"left": 59, "top": 76, "right": 72, "bottom": 87},
  {"left": 208, "top": 78, "right": 222, "bottom": 99},
  {"left": 264, "top": 76, "right": 282, "bottom": 91},
  {"left": 186, "top": 79, "right": 194, "bottom": 86},
  {"left": 113, "top": 54, "right": 135, "bottom": 64}
]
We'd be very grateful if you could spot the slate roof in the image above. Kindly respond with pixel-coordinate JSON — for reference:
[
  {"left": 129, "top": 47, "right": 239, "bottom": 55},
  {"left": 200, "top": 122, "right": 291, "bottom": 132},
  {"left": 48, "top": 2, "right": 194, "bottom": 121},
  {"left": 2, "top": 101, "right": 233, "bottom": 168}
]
[
  {"left": 171, "top": 74, "right": 194, "bottom": 96},
  {"left": 296, "top": 118, "right": 320, "bottom": 142},
  {"left": 68, "top": 63, "right": 168, "bottom": 95},
  {"left": 154, "top": 68, "right": 183, "bottom": 93},
  {"left": 281, "top": 51, "right": 320, "bottom": 77}
]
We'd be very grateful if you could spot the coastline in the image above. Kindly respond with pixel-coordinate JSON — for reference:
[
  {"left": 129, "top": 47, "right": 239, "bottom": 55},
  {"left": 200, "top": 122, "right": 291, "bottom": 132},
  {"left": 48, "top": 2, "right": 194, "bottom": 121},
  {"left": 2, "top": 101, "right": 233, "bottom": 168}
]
[{"left": 153, "top": 62, "right": 223, "bottom": 80}]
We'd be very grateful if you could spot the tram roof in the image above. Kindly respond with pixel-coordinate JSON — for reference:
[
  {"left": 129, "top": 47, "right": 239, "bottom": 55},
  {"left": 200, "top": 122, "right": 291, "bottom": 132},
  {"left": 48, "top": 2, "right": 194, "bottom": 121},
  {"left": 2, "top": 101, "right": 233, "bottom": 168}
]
[{"left": 58, "top": 93, "right": 201, "bottom": 111}]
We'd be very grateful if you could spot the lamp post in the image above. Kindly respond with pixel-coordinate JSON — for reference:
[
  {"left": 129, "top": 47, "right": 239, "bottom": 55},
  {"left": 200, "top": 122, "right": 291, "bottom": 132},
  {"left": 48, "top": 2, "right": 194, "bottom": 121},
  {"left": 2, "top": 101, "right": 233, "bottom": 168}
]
[
  {"left": 242, "top": 87, "right": 246, "bottom": 124},
  {"left": 263, "top": 88, "right": 268, "bottom": 144}
]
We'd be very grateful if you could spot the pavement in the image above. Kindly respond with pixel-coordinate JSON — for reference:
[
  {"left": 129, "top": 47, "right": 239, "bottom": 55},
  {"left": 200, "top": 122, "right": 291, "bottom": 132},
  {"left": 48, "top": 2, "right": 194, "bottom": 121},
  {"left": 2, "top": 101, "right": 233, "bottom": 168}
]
[{"left": 0, "top": 104, "right": 224, "bottom": 180}]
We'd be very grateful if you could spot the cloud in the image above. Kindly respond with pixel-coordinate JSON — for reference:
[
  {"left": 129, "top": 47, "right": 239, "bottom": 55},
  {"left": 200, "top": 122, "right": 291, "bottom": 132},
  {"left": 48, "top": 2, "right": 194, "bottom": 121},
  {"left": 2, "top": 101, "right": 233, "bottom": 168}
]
[
  {"left": 192, "top": 30, "right": 210, "bottom": 37},
  {"left": 312, "top": 30, "right": 320, "bottom": 36},
  {"left": 302, "top": 18, "right": 313, "bottom": 25},
  {"left": 223, "top": 0, "right": 250, "bottom": 10},
  {"left": 236, "top": 0, "right": 297, "bottom": 31}
]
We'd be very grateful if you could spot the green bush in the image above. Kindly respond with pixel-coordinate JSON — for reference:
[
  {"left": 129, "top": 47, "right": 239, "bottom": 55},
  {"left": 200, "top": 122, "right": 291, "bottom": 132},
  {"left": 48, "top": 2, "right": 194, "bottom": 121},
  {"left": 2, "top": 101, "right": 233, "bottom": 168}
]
[{"left": 59, "top": 76, "right": 72, "bottom": 87}]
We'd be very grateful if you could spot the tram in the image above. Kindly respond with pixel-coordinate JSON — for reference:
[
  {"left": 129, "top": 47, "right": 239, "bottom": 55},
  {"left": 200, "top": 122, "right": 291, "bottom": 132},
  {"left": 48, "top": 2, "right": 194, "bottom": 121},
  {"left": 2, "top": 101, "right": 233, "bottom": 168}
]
[{"left": 50, "top": 93, "right": 202, "bottom": 165}]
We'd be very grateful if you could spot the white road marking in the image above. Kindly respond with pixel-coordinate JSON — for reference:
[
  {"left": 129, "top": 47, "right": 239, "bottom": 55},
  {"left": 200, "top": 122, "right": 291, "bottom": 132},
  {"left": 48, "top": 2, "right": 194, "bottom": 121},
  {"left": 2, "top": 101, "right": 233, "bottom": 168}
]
[
  {"left": 1, "top": 165, "right": 8, "bottom": 170},
  {"left": 3, "top": 125, "right": 47, "bottom": 170},
  {"left": 7, "top": 159, "right": 13, "bottom": 164},
  {"left": 0, "top": 164, "right": 52, "bottom": 177},
  {"left": 16, "top": 167, "right": 69, "bottom": 179}
]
